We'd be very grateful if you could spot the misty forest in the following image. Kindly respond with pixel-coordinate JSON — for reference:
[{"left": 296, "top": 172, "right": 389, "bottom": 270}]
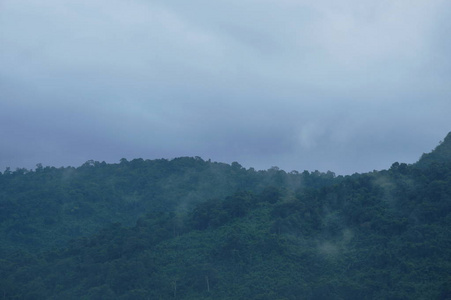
[{"left": 1, "top": 132, "right": 451, "bottom": 299}]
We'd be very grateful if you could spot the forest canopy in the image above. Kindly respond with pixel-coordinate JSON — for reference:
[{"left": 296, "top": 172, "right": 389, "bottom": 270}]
[{"left": 1, "top": 133, "right": 451, "bottom": 299}]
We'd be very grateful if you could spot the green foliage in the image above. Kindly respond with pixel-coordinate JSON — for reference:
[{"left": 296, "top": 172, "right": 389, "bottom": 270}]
[
  {"left": 0, "top": 157, "right": 325, "bottom": 255},
  {"left": 1, "top": 133, "right": 451, "bottom": 299},
  {"left": 417, "top": 132, "right": 451, "bottom": 167}
]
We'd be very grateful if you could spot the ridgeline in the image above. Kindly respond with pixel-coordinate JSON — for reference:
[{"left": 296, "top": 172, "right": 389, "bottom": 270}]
[{"left": 1, "top": 133, "right": 450, "bottom": 299}]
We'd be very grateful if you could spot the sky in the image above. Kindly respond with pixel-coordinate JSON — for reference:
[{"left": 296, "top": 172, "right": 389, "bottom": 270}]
[{"left": 1, "top": 0, "right": 450, "bottom": 175}]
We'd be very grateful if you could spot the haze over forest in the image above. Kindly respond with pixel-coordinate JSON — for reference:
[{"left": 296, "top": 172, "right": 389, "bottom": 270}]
[
  {"left": 2, "top": 0, "right": 451, "bottom": 298},
  {"left": 0, "top": 132, "right": 451, "bottom": 299}
]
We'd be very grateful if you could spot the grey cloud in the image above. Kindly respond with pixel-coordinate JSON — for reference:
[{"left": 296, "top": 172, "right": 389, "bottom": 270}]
[{"left": 1, "top": 0, "right": 450, "bottom": 174}]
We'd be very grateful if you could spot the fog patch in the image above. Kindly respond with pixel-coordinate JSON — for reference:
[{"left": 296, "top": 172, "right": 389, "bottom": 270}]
[
  {"left": 373, "top": 174, "right": 396, "bottom": 202},
  {"left": 317, "top": 240, "right": 340, "bottom": 257},
  {"left": 61, "top": 167, "right": 76, "bottom": 182},
  {"left": 372, "top": 173, "right": 416, "bottom": 211},
  {"left": 316, "top": 228, "right": 354, "bottom": 258}
]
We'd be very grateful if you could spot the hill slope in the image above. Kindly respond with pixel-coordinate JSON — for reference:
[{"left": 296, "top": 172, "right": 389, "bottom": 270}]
[
  {"left": 0, "top": 157, "right": 335, "bottom": 255},
  {"left": 1, "top": 133, "right": 451, "bottom": 299},
  {"left": 417, "top": 132, "right": 451, "bottom": 167}
]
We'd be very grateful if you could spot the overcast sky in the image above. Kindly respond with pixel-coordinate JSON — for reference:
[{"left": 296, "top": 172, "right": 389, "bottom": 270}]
[{"left": 1, "top": 0, "right": 450, "bottom": 175}]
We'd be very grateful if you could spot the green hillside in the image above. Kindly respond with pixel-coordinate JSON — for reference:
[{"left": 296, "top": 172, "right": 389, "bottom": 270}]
[
  {"left": 417, "top": 132, "right": 451, "bottom": 167},
  {"left": 1, "top": 133, "right": 451, "bottom": 299},
  {"left": 0, "top": 157, "right": 336, "bottom": 256}
]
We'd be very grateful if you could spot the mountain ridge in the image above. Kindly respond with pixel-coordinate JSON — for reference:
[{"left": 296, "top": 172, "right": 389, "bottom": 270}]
[
  {"left": 1, "top": 132, "right": 450, "bottom": 299},
  {"left": 417, "top": 131, "right": 451, "bottom": 166}
]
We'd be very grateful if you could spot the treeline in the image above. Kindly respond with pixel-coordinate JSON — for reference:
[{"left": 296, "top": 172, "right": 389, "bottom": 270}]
[
  {"left": 1, "top": 133, "right": 451, "bottom": 299},
  {"left": 0, "top": 157, "right": 336, "bottom": 256}
]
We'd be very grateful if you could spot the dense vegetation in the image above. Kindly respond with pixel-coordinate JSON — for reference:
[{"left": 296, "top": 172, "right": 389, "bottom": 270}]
[
  {"left": 1, "top": 133, "right": 451, "bottom": 299},
  {"left": 0, "top": 157, "right": 335, "bottom": 256}
]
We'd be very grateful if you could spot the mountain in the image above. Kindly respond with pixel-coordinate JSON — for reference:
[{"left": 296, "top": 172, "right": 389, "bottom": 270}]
[
  {"left": 1, "top": 133, "right": 451, "bottom": 299},
  {"left": 417, "top": 132, "right": 451, "bottom": 167},
  {"left": 0, "top": 157, "right": 335, "bottom": 255}
]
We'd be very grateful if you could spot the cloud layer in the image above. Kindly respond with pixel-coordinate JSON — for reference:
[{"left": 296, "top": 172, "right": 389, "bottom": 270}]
[{"left": 1, "top": 0, "right": 450, "bottom": 174}]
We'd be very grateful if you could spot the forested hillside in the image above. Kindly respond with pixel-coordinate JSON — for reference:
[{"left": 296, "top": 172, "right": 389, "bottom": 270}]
[
  {"left": 1, "top": 133, "right": 451, "bottom": 299},
  {"left": 0, "top": 157, "right": 335, "bottom": 256}
]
